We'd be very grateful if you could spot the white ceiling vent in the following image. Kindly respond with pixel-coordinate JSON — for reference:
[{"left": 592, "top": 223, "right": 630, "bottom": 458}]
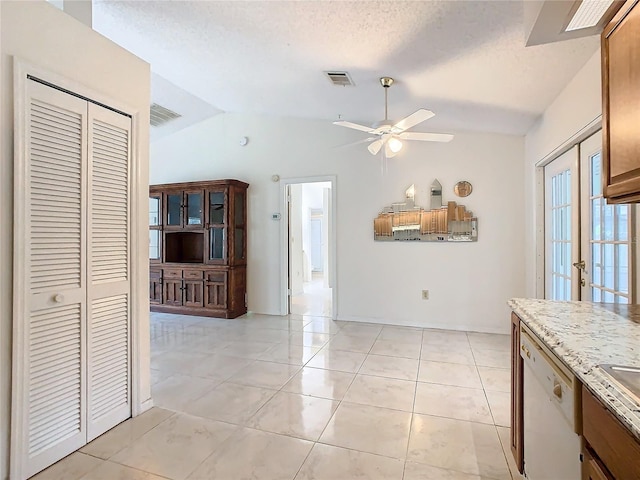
[
  {"left": 150, "top": 103, "right": 182, "bottom": 127},
  {"left": 325, "top": 71, "right": 355, "bottom": 86}
]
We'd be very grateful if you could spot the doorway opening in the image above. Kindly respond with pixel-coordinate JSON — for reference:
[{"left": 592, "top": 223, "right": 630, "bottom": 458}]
[{"left": 282, "top": 178, "right": 335, "bottom": 318}]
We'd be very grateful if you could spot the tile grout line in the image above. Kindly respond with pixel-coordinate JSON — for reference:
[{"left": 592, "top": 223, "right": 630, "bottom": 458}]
[{"left": 401, "top": 327, "right": 425, "bottom": 480}]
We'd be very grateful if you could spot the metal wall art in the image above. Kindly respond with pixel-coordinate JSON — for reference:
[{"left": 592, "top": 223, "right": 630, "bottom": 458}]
[
  {"left": 454, "top": 180, "right": 473, "bottom": 197},
  {"left": 373, "top": 180, "right": 478, "bottom": 242}
]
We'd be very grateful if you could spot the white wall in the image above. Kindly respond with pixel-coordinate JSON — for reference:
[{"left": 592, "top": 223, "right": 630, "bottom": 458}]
[
  {"left": 0, "top": 2, "right": 150, "bottom": 478},
  {"left": 524, "top": 50, "right": 602, "bottom": 296},
  {"left": 151, "top": 113, "right": 525, "bottom": 333}
]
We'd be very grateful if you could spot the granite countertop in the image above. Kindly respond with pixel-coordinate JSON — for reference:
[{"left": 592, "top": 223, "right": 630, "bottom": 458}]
[{"left": 508, "top": 298, "right": 640, "bottom": 441}]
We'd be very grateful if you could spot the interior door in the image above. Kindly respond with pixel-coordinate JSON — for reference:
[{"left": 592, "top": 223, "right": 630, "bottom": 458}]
[
  {"left": 86, "top": 102, "right": 132, "bottom": 441},
  {"left": 580, "top": 132, "right": 633, "bottom": 303},
  {"left": 12, "top": 80, "right": 89, "bottom": 480},
  {"left": 544, "top": 146, "right": 580, "bottom": 300}
]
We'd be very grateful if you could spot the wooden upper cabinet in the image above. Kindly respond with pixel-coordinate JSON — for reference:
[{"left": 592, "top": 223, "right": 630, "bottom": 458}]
[
  {"left": 164, "top": 189, "right": 204, "bottom": 229},
  {"left": 602, "top": 0, "right": 640, "bottom": 203}
]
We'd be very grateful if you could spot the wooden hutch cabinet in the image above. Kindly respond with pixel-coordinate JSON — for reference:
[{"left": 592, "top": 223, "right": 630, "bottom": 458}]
[{"left": 149, "top": 179, "right": 248, "bottom": 318}]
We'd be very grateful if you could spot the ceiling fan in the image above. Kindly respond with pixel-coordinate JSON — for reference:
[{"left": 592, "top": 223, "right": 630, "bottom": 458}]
[{"left": 333, "top": 77, "right": 453, "bottom": 158}]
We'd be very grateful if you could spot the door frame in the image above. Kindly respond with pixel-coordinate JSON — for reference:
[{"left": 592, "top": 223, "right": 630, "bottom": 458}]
[
  {"left": 280, "top": 176, "right": 337, "bottom": 319},
  {"left": 10, "top": 58, "right": 149, "bottom": 479}
]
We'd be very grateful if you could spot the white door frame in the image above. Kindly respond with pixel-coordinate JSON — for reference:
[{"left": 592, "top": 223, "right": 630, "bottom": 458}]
[{"left": 280, "top": 176, "right": 337, "bottom": 319}]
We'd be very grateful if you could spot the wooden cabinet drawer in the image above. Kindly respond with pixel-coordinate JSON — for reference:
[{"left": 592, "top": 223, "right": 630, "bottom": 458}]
[
  {"left": 582, "top": 385, "right": 640, "bottom": 480},
  {"left": 163, "top": 269, "right": 182, "bottom": 279},
  {"left": 183, "top": 270, "right": 203, "bottom": 280},
  {"left": 205, "top": 271, "right": 226, "bottom": 283}
]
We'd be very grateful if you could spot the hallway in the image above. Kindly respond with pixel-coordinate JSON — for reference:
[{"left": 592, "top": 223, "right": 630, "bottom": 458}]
[
  {"left": 33, "top": 312, "right": 520, "bottom": 480},
  {"left": 290, "top": 273, "right": 332, "bottom": 317}
]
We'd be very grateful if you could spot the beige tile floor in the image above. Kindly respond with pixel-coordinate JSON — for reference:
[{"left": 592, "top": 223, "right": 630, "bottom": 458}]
[{"left": 34, "top": 312, "right": 524, "bottom": 480}]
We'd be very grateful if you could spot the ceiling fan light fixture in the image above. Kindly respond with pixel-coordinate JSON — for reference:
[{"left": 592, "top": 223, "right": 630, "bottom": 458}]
[
  {"left": 368, "top": 139, "right": 384, "bottom": 155},
  {"left": 388, "top": 137, "right": 403, "bottom": 153}
]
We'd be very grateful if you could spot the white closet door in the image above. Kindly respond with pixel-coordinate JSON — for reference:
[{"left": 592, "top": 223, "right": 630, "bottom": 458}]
[
  {"left": 86, "top": 103, "right": 132, "bottom": 441},
  {"left": 12, "top": 80, "right": 88, "bottom": 480}
]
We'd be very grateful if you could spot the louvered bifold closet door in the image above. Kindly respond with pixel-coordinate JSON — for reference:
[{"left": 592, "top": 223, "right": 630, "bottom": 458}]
[
  {"left": 86, "top": 103, "right": 132, "bottom": 441},
  {"left": 13, "top": 80, "right": 88, "bottom": 480}
]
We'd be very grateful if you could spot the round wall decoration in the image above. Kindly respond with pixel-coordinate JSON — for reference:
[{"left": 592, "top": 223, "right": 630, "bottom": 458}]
[{"left": 454, "top": 181, "right": 473, "bottom": 197}]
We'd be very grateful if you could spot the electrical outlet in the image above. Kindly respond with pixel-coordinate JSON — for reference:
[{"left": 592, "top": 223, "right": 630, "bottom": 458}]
[{"left": 422, "top": 290, "right": 429, "bottom": 300}]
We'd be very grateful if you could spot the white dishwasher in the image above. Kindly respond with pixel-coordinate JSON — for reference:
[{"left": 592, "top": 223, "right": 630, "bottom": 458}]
[{"left": 521, "top": 324, "right": 582, "bottom": 480}]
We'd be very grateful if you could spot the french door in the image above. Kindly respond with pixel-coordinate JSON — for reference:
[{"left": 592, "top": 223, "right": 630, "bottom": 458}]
[
  {"left": 545, "top": 147, "right": 579, "bottom": 300},
  {"left": 544, "top": 132, "right": 634, "bottom": 302},
  {"left": 579, "top": 133, "right": 632, "bottom": 302}
]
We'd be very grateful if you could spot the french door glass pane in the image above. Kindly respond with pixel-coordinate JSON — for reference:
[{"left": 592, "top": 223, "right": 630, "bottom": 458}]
[
  {"left": 167, "top": 194, "right": 181, "bottom": 226},
  {"left": 588, "top": 151, "right": 631, "bottom": 304},
  {"left": 592, "top": 198, "right": 601, "bottom": 240},
  {"left": 186, "top": 193, "right": 202, "bottom": 225},
  {"left": 604, "top": 204, "right": 614, "bottom": 241},
  {"left": 549, "top": 168, "right": 572, "bottom": 300},
  {"left": 617, "top": 244, "right": 629, "bottom": 294},
  {"left": 591, "top": 153, "right": 602, "bottom": 196},
  {"left": 604, "top": 243, "right": 614, "bottom": 289},
  {"left": 616, "top": 205, "right": 628, "bottom": 241}
]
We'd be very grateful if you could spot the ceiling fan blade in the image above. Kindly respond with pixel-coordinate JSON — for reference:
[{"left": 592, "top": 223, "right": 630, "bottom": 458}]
[
  {"left": 333, "top": 121, "right": 375, "bottom": 133},
  {"left": 391, "top": 109, "right": 435, "bottom": 134},
  {"left": 368, "top": 139, "right": 384, "bottom": 155},
  {"left": 398, "top": 132, "right": 454, "bottom": 142},
  {"left": 334, "top": 137, "right": 377, "bottom": 149}
]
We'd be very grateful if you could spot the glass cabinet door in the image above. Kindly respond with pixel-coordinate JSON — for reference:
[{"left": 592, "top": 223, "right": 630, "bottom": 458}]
[
  {"left": 149, "top": 230, "right": 161, "bottom": 260},
  {"left": 209, "top": 227, "right": 225, "bottom": 261},
  {"left": 149, "top": 196, "right": 161, "bottom": 226},
  {"left": 209, "top": 191, "right": 225, "bottom": 225},
  {"left": 185, "top": 191, "right": 203, "bottom": 226},
  {"left": 166, "top": 193, "right": 182, "bottom": 226},
  {"left": 234, "top": 192, "right": 245, "bottom": 261}
]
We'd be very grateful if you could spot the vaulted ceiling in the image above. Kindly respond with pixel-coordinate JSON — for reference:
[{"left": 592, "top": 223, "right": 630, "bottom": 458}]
[{"left": 93, "top": 0, "right": 600, "bottom": 136}]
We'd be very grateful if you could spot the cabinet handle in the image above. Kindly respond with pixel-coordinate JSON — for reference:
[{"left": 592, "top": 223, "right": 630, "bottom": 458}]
[
  {"left": 53, "top": 294, "right": 64, "bottom": 303},
  {"left": 521, "top": 344, "right": 531, "bottom": 358}
]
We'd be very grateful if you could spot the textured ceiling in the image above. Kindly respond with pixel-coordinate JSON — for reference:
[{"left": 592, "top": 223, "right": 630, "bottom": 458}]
[{"left": 93, "top": 0, "right": 600, "bottom": 135}]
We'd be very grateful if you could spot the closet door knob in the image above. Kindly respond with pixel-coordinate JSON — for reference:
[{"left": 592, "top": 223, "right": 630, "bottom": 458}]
[{"left": 53, "top": 294, "right": 64, "bottom": 303}]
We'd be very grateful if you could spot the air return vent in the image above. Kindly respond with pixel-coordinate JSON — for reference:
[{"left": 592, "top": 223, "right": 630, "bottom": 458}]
[
  {"left": 325, "top": 71, "right": 355, "bottom": 86},
  {"left": 150, "top": 103, "right": 181, "bottom": 127}
]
